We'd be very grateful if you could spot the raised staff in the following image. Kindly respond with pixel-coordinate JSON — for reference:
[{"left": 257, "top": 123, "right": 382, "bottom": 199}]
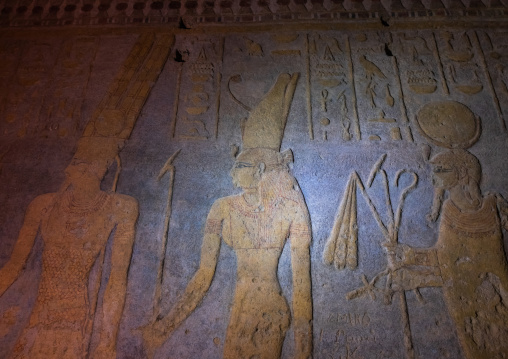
[
  {"left": 153, "top": 149, "right": 181, "bottom": 320},
  {"left": 142, "top": 73, "right": 313, "bottom": 359}
]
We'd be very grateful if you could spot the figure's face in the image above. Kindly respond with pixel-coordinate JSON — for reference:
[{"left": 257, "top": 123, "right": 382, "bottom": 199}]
[
  {"left": 431, "top": 162, "right": 458, "bottom": 190},
  {"left": 65, "top": 157, "right": 111, "bottom": 183},
  {"left": 230, "top": 152, "right": 262, "bottom": 190}
]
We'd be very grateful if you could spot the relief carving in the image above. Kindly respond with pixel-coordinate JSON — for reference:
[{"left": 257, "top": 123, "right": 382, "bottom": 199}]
[
  {"left": 0, "top": 33, "right": 173, "bottom": 358},
  {"left": 398, "top": 32, "right": 439, "bottom": 94},
  {"left": 323, "top": 151, "right": 427, "bottom": 359},
  {"left": 390, "top": 100, "right": 508, "bottom": 358},
  {"left": 1, "top": 25, "right": 508, "bottom": 359},
  {"left": 477, "top": 30, "right": 508, "bottom": 132},
  {"left": 307, "top": 33, "right": 359, "bottom": 141},
  {"left": 170, "top": 36, "right": 224, "bottom": 140},
  {"left": 436, "top": 31, "right": 488, "bottom": 96},
  {"left": 143, "top": 73, "right": 313, "bottom": 359},
  {"left": 223, "top": 32, "right": 306, "bottom": 141},
  {"left": 328, "top": 100, "right": 508, "bottom": 358},
  {"left": 350, "top": 32, "right": 413, "bottom": 142}
]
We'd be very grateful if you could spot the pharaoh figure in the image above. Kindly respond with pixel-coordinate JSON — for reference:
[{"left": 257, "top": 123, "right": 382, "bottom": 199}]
[
  {"left": 0, "top": 111, "right": 139, "bottom": 359},
  {"left": 390, "top": 102, "right": 508, "bottom": 358},
  {"left": 143, "top": 73, "right": 313, "bottom": 359},
  {"left": 0, "top": 32, "right": 172, "bottom": 358}
]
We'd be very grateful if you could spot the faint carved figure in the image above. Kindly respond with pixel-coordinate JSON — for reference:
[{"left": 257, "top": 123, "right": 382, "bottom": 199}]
[
  {"left": 0, "top": 133, "right": 138, "bottom": 359},
  {"left": 338, "top": 101, "right": 508, "bottom": 358},
  {"left": 143, "top": 73, "right": 313, "bottom": 359},
  {"left": 388, "top": 149, "right": 508, "bottom": 359},
  {"left": 0, "top": 33, "right": 172, "bottom": 359},
  {"left": 390, "top": 102, "right": 508, "bottom": 359}
]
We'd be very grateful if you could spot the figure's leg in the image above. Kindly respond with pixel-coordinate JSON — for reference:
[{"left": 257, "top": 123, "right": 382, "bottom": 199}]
[{"left": 224, "top": 302, "right": 290, "bottom": 359}]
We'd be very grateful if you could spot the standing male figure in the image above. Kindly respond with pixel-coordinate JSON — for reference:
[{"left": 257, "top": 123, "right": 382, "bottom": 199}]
[
  {"left": 0, "top": 136, "right": 138, "bottom": 358},
  {"left": 143, "top": 73, "right": 313, "bottom": 359}
]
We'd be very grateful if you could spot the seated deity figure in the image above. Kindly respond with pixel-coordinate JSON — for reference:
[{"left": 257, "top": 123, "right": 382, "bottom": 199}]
[
  {"left": 143, "top": 73, "right": 313, "bottom": 359},
  {"left": 390, "top": 148, "right": 508, "bottom": 359},
  {"left": 0, "top": 134, "right": 139, "bottom": 359}
]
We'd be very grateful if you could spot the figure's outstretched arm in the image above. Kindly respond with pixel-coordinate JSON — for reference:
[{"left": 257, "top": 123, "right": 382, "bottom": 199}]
[
  {"left": 383, "top": 243, "right": 443, "bottom": 291},
  {"left": 92, "top": 196, "right": 139, "bottom": 359},
  {"left": 143, "top": 201, "right": 223, "bottom": 352},
  {"left": 290, "top": 208, "right": 313, "bottom": 359},
  {"left": 0, "top": 195, "right": 45, "bottom": 297}
]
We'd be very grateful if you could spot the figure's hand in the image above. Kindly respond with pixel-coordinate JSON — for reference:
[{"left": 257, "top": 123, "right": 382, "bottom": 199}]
[
  {"left": 382, "top": 242, "right": 412, "bottom": 269},
  {"left": 294, "top": 319, "right": 312, "bottom": 359},
  {"left": 426, "top": 212, "right": 439, "bottom": 224}
]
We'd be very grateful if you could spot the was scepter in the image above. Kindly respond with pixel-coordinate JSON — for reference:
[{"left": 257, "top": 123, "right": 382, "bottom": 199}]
[{"left": 153, "top": 149, "right": 181, "bottom": 320}]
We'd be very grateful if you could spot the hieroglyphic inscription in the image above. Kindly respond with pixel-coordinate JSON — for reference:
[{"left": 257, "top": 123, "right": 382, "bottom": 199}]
[
  {"left": 171, "top": 35, "right": 224, "bottom": 140},
  {"left": 307, "top": 32, "right": 359, "bottom": 142},
  {"left": 436, "top": 31, "right": 485, "bottom": 96},
  {"left": 477, "top": 30, "right": 508, "bottom": 132},
  {"left": 396, "top": 32, "right": 440, "bottom": 95},
  {"left": 350, "top": 32, "right": 413, "bottom": 142},
  {"left": 433, "top": 28, "right": 507, "bottom": 132},
  {"left": 394, "top": 31, "right": 444, "bottom": 97},
  {"left": 222, "top": 33, "right": 306, "bottom": 143}
]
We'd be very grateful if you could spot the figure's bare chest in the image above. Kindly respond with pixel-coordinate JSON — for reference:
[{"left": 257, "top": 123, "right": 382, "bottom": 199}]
[
  {"left": 222, "top": 200, "right": 291, "bottom": 249},
  {"left": 40, "top": 195, "right": 116, "bottom": 250}
]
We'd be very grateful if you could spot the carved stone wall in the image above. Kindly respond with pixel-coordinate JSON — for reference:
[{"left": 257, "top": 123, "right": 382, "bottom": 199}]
[
  {"left": 0, "top": 0, "right": 508, "bottom": 26},
  {"left": 1, "top": 5, "right": 508, "bottom": 359}
]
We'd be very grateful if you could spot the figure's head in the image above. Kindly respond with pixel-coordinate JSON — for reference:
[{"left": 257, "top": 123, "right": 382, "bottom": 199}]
[
  {"left": 230, "top": 148, "right": 292, "bottom": 191},
  {"left": 429, "top": 149, "right": 481, "bottom": 191},
  {"left": 64, "top": 137, "right": 124, "bottom": 184}
]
